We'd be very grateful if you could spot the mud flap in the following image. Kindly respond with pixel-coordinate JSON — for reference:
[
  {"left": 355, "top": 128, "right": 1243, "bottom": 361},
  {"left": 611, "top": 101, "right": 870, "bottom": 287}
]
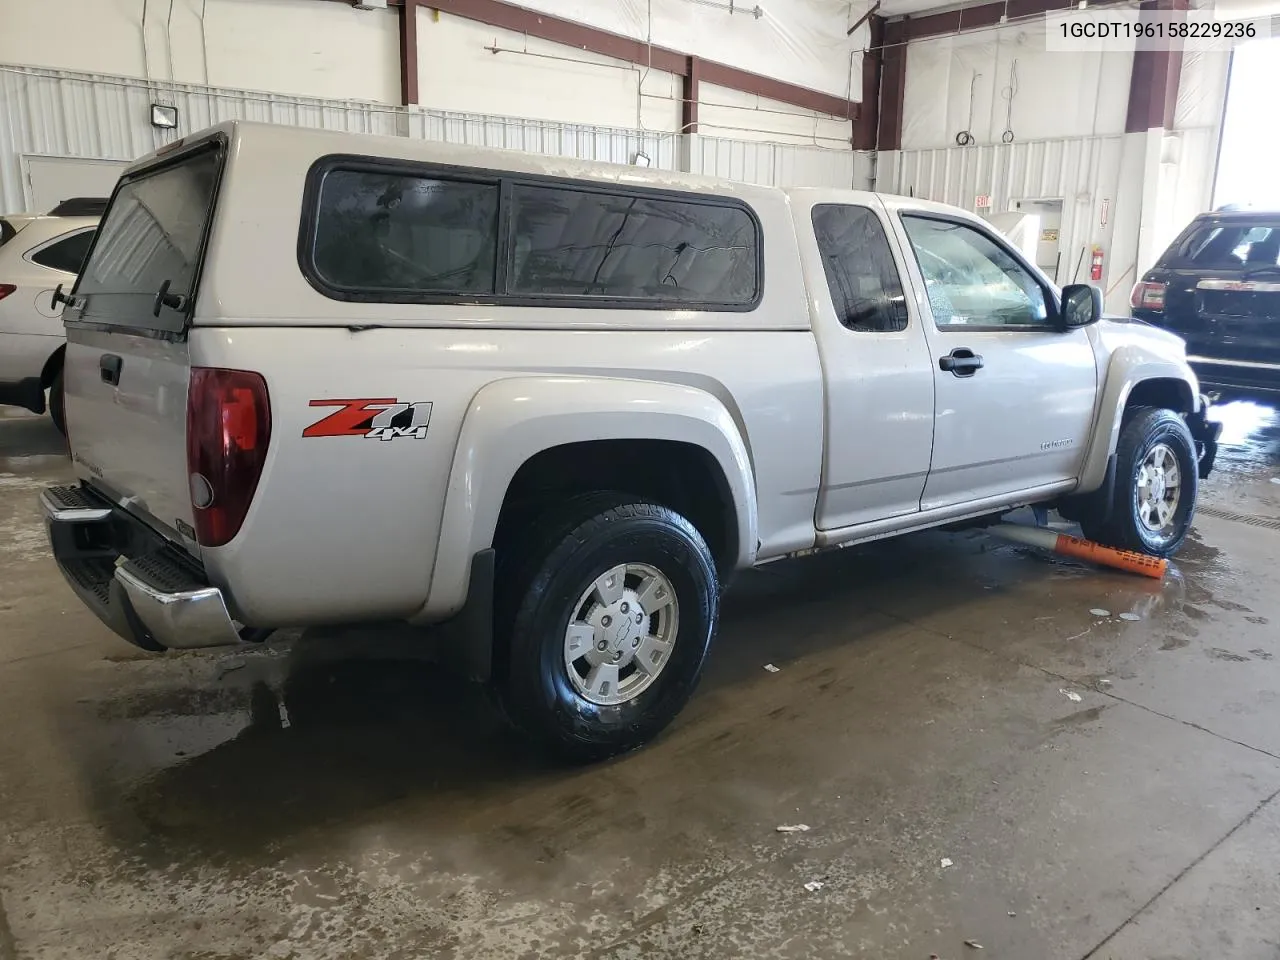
[
  {"left": 0, "top": 377, "right": 46, "bottom": 414},
  {"left": 1187, "top": 398, "right": 1223, "bottom": 480},
  {"left": 433, "top": 549, "right": 495, "bottom": 683},
  {"left": 1057, "top": 454, "right": 1117, "bottom": 526}
]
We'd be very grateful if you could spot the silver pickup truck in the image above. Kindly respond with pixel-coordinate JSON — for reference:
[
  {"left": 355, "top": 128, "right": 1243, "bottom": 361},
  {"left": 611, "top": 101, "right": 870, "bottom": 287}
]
[{"left": 42, "top": 122, "right": 1220, "bottom": 760}]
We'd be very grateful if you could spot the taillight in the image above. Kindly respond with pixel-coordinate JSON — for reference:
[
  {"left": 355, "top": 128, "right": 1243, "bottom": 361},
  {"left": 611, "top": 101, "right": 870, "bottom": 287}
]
[
  {"left": 1130, "top": 280, "right": 1166, "bottom": 311},
  {"left": 186, "top": 367, "right": 271, "bottom": 548},
  {"left": 0, "top": 284, "right": 15, "bottom": 301}
]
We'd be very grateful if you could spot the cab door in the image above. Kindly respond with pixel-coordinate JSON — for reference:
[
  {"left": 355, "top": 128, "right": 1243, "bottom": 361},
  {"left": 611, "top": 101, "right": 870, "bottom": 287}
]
[
  {"left": 890, "top": 210, "right": 1097, "bottom": 511},
  {"left": 803, "top": 199, "right": 936, "bottom": 531}
]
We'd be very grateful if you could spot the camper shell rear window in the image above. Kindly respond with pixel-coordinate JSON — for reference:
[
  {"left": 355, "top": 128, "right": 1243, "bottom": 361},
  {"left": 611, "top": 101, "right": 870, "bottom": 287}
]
[{"left": 70, "top": 138, "right": 225, "bottom": 333}]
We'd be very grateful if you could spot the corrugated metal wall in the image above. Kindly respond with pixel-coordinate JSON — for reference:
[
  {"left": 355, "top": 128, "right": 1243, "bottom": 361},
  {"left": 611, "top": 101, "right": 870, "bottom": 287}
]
[
  {"left": 0, "top": 63, "right": 862, "bottom": 213},
  {"left": 878, "top": 131, "right": 1218, "bottom": 314},
  {"left": 880, "top": 136, "right": 1126, "bottom": 213},
  {"left": 687, "top": 134, "right": 870, "bottom": 190},
  {"left": 878, "top": 135, "right": 1133, "bottom": 310}
]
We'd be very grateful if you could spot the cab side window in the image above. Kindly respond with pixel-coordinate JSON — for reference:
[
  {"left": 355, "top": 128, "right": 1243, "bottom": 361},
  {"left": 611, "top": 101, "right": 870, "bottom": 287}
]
[
  {"left": 811, "top": 204, "right": 908, "bottom": 332},
  {"left": 902, "top": 215, "right": 1050, "bottom": 329}
]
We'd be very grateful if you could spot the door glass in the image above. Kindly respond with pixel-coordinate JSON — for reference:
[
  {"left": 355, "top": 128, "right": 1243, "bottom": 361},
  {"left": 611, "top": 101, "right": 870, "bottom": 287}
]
[
  {"left": 30, "top": 229, "right": 95, "bottom": 274},
  {"left": 902, "top": 216, "right": 1050, "bottom": 328},
  {"left": 812, "top": 204, "right": 907, "bottom": 332}
]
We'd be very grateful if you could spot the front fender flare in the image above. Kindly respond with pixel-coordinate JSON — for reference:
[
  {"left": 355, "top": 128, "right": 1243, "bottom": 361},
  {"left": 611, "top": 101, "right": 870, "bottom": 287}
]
[
  {"left": 1077, "top": 350, "right": 1199, "bottom": 492},
  {"left": 418, "top": 376, "right": 758, "bottom": 620}
]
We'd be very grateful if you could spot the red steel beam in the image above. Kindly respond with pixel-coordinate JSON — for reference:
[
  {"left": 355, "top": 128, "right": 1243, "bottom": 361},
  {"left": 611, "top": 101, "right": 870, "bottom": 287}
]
[
  {"left": 319, "top": 0, "right": 858, "bottom": 119},
  {"left": 698, "top": 58, "right": 856, "bottom": 119},
  {"left": 1124, "top": 0, "right": 1188, "bottom": 132},
  {"left": 852, "top": 14, "right": 884, "bottom": 149},
  {"left": 426, "top": 0, "right": 690, "bottom": 74},
  {"left": 877, "top": 16, "right": 908, "bottom": 151},
  {"left": 399, "top": 0, "right": 420, "bottom": 105},
  {"left": 682, "top": 55, "right": 702, "bottom": 133},
  {"left": 900, "top": 0, "right": 1127, "bottom": 41}
]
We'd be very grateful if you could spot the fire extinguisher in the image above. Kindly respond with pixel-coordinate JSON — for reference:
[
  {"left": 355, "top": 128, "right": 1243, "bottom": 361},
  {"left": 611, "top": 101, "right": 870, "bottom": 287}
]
[{"left": 1090, "top": 246, "right": 1104, "bottom": 282}]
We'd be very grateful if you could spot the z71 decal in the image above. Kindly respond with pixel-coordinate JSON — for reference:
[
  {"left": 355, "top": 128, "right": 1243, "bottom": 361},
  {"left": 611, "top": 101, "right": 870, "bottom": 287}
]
[{"left": 303, "top": 398, "right": 433, "bottom": 441}]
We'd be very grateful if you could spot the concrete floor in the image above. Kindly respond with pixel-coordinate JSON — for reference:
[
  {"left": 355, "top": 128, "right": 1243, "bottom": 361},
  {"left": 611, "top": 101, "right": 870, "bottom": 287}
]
[{"left": 3, "top": 401, "right": 1280, "bottom": 960}]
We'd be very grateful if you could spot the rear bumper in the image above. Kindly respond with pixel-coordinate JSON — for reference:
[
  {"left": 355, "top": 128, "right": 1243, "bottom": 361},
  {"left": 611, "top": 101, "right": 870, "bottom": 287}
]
[{"left": 42, "top": 484, "right": 247, "bottom": 651}]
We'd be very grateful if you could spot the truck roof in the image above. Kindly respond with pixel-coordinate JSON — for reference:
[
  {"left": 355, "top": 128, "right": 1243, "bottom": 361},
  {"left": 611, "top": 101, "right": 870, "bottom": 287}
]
[{"left": 127, "top": 120, "right": 945, "bottom": 214}]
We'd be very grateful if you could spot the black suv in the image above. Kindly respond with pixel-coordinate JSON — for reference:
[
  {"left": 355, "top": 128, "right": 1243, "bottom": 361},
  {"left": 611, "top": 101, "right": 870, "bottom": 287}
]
[{"left": 1131, "top": 209, "right": 1280, "bottom": 395}]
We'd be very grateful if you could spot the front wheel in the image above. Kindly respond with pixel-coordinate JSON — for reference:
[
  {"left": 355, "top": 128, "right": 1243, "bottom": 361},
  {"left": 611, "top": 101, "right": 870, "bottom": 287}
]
[
  {"left": 1081, "top": 407, "right": 1198, "bottom": 557},
  {"left": 498, "top": 495, "right": 719, "bottom": 762}
]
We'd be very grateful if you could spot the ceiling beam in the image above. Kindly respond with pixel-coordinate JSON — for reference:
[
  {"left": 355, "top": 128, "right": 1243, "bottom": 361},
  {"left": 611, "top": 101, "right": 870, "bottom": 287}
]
[
  {"left": 894, "top": 0, "right": 1127, "bottom": 42},
  {"left": 320, "top": 0, "right": 858, "bottom": 120},
  {"left": 848, "top": 1, "right": 881, "bottom": 36}
]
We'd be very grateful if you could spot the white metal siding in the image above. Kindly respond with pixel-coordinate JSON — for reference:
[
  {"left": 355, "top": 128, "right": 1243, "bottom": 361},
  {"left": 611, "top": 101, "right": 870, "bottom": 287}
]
[
  {"left": 0, "top": 63, "right": 860, "bottom": 215},
  {"left": 880, "top": 136, "right": 1126, "bottom": 218},
  {"left": 879, "top": 136, "right": 1133, "bottom": 311},
  {"left": 687, "top": 134, "right": 869, "bottom": 189},
  {"left": 879, "top": 130, "right": 1218, "bottom": 315}
]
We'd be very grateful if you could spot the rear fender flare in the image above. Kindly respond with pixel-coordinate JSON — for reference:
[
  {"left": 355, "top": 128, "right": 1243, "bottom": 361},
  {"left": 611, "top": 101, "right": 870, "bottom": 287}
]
[{"left": 418, "top": 376, "right": 758, "bottom": 620}]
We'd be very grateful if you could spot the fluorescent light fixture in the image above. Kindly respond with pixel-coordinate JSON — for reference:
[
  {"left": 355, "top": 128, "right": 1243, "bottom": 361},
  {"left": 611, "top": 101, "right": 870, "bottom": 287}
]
[{"left": 150, "top": 103, "right": 179, "bottom": 129}]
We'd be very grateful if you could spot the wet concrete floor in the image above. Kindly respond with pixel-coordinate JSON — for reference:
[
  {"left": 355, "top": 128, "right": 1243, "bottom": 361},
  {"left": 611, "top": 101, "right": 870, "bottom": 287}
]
[{"left": 3, "top": 398, "right": 1280, "bottom": 959}]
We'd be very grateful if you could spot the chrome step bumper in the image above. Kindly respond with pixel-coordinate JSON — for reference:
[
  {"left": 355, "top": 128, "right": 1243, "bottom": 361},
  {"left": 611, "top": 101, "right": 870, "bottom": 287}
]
[{"left": 41, "top": 485, "right": 246, "bottom": 651}]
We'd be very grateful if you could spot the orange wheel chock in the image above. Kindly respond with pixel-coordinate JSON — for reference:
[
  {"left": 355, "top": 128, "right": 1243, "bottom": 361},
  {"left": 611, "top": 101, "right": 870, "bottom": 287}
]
[{"left": 989, "top": 523, "right": 1168, "bottom": 579}]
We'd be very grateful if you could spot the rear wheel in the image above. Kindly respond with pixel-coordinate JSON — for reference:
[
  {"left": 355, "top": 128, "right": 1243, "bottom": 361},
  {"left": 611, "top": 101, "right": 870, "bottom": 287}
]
[
  {"left": 1080, "top": 407, "right": 1197, "bottom": 557},
  {"left": 48, "top": 368, "right": 66, "bottom": 436},
  {"left": 497, "top": 494, "right": 719, "bottom": 762}
]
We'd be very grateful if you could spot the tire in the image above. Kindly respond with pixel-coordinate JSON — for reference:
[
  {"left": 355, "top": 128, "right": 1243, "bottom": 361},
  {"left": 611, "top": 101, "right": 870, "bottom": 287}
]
[
  {"left": 48, "top": 368, "right": 66, "bottom": 436},
  {"left": 497, "top": 493, "right": 719, "bottom": 762},
  {"left": 1080, "top": 407, "right": 1198, "bottom": 557}
]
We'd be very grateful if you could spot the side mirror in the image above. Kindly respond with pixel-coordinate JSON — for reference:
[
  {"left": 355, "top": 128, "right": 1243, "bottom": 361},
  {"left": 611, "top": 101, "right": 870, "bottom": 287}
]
[{"left": 1058, "top": 283, "right": 1102, "bottom": 330}]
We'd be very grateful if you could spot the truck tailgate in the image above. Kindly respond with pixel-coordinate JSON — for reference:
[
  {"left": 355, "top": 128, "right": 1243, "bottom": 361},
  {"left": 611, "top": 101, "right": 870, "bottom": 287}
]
[
  {"left": 64, "top": 327, "right": 194, "bottom": 542},
  {"left": 60, "top": 137, "right": 225, "bottom": 548}
]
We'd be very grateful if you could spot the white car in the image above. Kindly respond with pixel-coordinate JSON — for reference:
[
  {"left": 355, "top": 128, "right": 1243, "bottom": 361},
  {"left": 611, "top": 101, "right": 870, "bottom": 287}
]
[{"left": 0, "top": 202, "right": 101, "bottom": 432}]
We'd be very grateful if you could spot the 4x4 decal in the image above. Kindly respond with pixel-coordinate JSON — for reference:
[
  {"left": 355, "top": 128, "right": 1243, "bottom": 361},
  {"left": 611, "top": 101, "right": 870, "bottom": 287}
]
[{"left": 303, "top": 399, "right": 433, "bottom": 440}]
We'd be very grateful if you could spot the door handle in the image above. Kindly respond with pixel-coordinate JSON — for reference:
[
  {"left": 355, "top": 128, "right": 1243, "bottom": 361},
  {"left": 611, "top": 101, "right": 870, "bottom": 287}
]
[
  {"left": 100, "top": 354, "right": 123, "bottom": 386},
  {"left": 939, "top": 348, "right": 984, "bottom": 377}
]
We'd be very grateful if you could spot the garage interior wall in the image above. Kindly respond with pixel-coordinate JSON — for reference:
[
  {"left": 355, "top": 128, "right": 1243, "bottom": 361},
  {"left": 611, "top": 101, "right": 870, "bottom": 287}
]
[
  {"left": 0, "top": 0, "right": 403, "bottom": 103},
  {"left": 879, "top": 17, "right": 1230, "bottom": 314},
  {"left": 0, "top": 0, "right": 1234, "bottom": 314},
  {"left": 0, "top": 0, "right": 864, "bottom": 137},
  {"left": 0, "top": 0, "right": 871, "bottom": 211}
]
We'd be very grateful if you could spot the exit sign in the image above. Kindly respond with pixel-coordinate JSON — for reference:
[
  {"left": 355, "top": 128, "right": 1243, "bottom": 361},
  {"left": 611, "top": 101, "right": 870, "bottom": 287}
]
[{"left": 975, "top": 195, "right": 992, "bottom": 209}]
